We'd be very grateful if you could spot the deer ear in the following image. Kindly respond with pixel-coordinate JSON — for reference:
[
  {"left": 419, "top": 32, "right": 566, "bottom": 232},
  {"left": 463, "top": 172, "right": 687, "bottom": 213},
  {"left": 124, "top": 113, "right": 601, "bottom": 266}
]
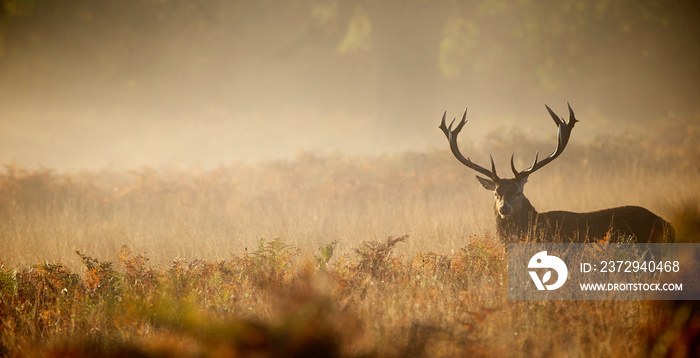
[{"left": 476, "top": 176, "right": 496, "bottom": 191}]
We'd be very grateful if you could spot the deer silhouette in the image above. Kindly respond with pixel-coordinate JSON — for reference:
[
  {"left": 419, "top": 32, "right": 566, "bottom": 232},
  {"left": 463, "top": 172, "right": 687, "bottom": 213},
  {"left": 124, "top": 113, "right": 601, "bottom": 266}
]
[{"left": 439, "top": 104, "right": 675, "bottom": 243}]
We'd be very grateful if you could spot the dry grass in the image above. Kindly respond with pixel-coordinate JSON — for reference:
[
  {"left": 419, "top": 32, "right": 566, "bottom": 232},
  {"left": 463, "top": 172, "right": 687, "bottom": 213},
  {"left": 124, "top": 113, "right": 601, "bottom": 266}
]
[
  {"left": 1, "top": 119, "right": 699, "bottom": 356},
  {"left": 2, "top": 154, "right": 694, "bottom": 271}
]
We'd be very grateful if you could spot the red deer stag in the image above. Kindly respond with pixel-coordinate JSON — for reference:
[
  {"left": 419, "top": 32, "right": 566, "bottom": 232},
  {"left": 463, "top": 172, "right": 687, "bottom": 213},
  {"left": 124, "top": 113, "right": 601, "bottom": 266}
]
[{"left": 439, "top": 104, "right": 675, "bottom": 243}]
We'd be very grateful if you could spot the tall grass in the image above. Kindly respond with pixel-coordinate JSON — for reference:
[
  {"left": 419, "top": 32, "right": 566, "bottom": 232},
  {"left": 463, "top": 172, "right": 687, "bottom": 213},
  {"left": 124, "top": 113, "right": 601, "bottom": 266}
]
[
  {"left": 1, "top": 117, "right": 699, "bottom": 356},
  {"left": 2, "top": 140, "right": 697, "bottom": 270}
]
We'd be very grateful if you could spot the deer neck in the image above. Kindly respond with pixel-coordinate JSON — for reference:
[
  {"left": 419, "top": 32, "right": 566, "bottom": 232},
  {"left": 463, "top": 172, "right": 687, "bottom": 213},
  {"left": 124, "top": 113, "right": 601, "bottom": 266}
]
[{"left": 495, "top": 197, "right": 539, "bottom": 242}]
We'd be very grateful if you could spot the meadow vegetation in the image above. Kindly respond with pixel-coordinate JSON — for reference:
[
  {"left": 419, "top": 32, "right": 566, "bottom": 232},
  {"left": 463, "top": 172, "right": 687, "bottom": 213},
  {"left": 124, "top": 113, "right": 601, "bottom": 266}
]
[{"left": 1, "top": 114, "right": 699, "bottom": 357}]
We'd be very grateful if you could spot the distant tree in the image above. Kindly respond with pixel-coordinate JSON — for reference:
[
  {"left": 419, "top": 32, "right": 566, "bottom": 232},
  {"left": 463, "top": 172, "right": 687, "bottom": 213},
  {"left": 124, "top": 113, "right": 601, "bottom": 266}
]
[
  {"left": 0, "top": 0, "right": 698, "bottom": 128},
  {"left": 303, "top": 0, "right": 700, "bottom": 126}
]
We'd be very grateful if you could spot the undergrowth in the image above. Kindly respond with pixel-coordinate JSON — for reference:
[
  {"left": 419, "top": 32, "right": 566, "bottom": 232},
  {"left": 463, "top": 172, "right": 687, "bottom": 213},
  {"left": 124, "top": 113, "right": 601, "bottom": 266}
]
[
  {"left": 1, "top": 134, "right": 699, "bottom": 356},
  {"left": 0, "top": 234, "right": 691, "bottom": 357}
]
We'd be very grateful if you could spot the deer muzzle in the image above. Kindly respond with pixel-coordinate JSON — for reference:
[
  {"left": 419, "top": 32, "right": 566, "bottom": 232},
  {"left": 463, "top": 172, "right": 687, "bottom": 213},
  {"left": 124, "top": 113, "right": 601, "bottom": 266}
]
[{"left": 498, "top": 204, "right": 513, "bottom": 218}]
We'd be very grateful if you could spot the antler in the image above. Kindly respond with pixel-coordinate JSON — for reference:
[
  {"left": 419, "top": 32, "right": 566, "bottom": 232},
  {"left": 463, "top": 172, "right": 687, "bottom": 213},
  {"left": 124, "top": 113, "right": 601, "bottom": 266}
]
[
  {"left": 439, "top": 108, "right": 499, "bottom": 180},
  {"left": 510, "top": 103, "right": 578, "bottom": 181}
]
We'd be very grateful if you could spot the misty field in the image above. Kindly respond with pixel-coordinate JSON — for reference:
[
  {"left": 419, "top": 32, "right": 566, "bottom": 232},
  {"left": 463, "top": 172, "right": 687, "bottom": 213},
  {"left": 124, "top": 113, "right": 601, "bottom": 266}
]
[{"left": 1, "top": 121, "right": 700, "bottom": 357}]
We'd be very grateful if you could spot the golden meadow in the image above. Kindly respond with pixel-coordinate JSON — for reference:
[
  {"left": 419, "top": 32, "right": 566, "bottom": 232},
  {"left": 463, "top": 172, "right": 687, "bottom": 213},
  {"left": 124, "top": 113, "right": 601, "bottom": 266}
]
[{"left": 1, "top": 114, "right": 699, "bottom": 357}]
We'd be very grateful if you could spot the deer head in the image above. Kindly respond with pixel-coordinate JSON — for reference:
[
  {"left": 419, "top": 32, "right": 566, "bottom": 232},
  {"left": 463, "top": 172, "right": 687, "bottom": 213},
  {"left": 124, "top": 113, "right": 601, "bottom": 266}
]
[{"left": 439, "top": 104, "right": 578, "bottom": 220}]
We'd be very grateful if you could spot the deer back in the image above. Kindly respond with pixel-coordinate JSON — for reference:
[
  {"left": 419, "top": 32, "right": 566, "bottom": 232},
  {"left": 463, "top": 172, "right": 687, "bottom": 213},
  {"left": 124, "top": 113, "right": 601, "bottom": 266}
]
[{"left": 535, "top": 206, "right": 675, "bottom": 243}]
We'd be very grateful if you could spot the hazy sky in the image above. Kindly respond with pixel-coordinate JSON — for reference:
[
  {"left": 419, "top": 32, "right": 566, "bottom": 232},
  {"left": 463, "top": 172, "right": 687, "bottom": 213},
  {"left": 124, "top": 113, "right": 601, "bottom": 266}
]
[{"left": 1, "top": 0, "right": 698, "bottom": 169}]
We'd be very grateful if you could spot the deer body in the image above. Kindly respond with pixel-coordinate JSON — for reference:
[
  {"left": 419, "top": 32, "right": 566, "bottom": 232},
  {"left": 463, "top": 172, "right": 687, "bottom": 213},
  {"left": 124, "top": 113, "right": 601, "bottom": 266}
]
[
  {"left": 495, "top": 204, "right": 673, "bottom": 244},
  {"left": 440, "top": 104, "right": 675, "bottom": 244}
]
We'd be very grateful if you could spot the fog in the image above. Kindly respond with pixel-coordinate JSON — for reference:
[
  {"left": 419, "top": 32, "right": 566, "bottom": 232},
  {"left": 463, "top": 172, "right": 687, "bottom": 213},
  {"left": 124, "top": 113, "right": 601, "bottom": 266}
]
[{"left": 1, "top": 0, "right": 699, "bottom": 169}]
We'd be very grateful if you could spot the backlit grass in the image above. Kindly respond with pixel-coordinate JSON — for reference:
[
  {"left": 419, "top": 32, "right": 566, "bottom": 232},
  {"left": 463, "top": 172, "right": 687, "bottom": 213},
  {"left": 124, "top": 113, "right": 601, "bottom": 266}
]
[{"left": 1, "top": 121, "right": 699, "bottom": 356}]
